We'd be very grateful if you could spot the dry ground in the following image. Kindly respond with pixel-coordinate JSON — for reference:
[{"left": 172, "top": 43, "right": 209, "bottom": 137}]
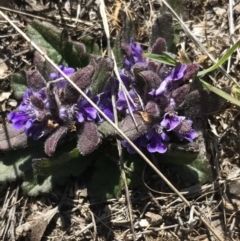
[{"left": 0, "top": 0, "right": 240, "bottom": 240}]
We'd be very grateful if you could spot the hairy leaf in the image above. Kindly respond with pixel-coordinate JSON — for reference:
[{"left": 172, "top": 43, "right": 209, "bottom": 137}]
[
  {"left": 97, "top": 121, "right": 116, "bottom": 137},
  {"left": 90, "top": 57, "right": 114, "bottom": 97},
  {"left": 157, "top": 142, "right": 200, "bottom": 165},
  {"left": 150, "top": 12, "right": 175, "bottom": 51},
  {"left": 119, "top": 113, "right": 150, "bottom": 140},
  {"left": 27, "top": 70, "right": 46, "bottom": 91},
  {"left": 145, "top": 101, "right": 161, "bottom": 117},
  {"left": 21, "top": 175, "right": 55, "bottom": 196},
  {"left": 11, "top": 71, "right": 27, "bottom": 100},
  {"left": 165, "top": 163, "right": 212, "bottom": 185},
  {"left": 63, "top": 65, "right": 95, "bottom": 103},
  {"left": 78, "top": 122, "right": 101, "bottom": 155},
  {"left": 171, "top": 84, "right": 191, "bottom": 107},
  {"left": 80, "top": 36, "right": 100, "bottom": 55},
  {"left": 33, "top": 50, "right": 56, "bottom": 81},
  {"left": 139, "top": 70, "right": 162, "bottom": 91},
  {"left": 112, "top": 31, "right": 124, "bottom": 68},
  {"left": 0, "top": 147, "right": 44, "bottom": 182},
  {"left": 178, "top": 87, "right": 230, "bottom": 118},
  {"left": 0, "top": 124, "right": 28, "bottom": 151},
  {"left": 183, "top": 64, "right": 199, "bottom": 81},
  {"left": 132, "top": 62, "right": 148, "bottom": 76},
  {"left": 151, "top": 37, "right": 167, "bottom": 55},
  {"left": 44, "top": 126, "right": 68, "bottom": 156},
  {"left": 28, "top": 20, "right": 91, "bottom": 68},
  {"left": 32, "top": 147, "right": 95, "bottom": 177},
  {"left": 119, "top": 10, "right": 134, "bottom": 44},
  {"left": 71, "top": 65, "right": 95, "bottom": 89},
  {"left": 88, "top": 145, "right": 122, "bottom": 199}
]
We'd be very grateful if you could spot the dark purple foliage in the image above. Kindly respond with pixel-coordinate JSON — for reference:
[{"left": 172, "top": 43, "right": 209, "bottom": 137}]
[
  {"left": 78, "top": 122, "right": 101, "bottom": 155},
  {"left": 44, "top": 126, "right": 68, "bottom": 156},
  {"left": 151, "top": 37, "right": 167, "bottom": 55},
  {"left": 27, "top": 70, "right": 46, "bottom": 91}
]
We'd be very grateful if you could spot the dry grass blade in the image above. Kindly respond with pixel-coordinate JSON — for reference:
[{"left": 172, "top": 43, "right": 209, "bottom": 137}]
[
  {"left": 98, "top": 0, "right": 136, "bottom": 239},
  {"left": 0, "top": 9, "right": 223, "bottom": 241}
]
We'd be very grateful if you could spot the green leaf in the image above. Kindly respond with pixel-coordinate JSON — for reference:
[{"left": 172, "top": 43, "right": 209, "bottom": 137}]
[
  {"left": 197, "top": 40, "right": 240, "bottom": 77},
  {"left": 166, "top": 162, "right": 211, "bottom": 185},
  {"left": 124, "top": 153, "right": 146, "bottom": 188},
  {"left": 0, "top": 123, "right": 28, "bottom": 151},
  {"left": 80, "top": 36, "right": 100, "bottom": 55},
  {"left": 90, "top": 57, "right": 114, "bottom": 97},
  {"left": 28, "top": 20, "right": 92, "bottom": 68},
  {"left": 97, "top": 121, "right": 116, "bottom": 137},
  {"left": 156, "top": 143, "right": 201, "bottom": 165},
  {"left": 33, "top": 145, "right": 96, "bottom": 177},
  {"left": 10, "top": 71, "right": 27, "bottom": 100},
  {"left": 231, "top": 84, "right": 240, "bottom": 98},
  {"left": 88, "top": 145, "right": 122, "bottom": 199},
  {"left": 89, "top": 156, "right": 122, "bottom": 200},
  {"left": 200, "top": 79, "right": 240, "bottom": 107},
  {"left": 144, "top": 52, "right": 177, "bottom": 66},
  {"left": 21, "top": 175, "right": 54, "bottom": 196},
  {"left": 0, "top": 147, "right": 44, "bottom": 182},
  {"left": 112, "top": 33, "right": 124, "bottom": 68},
  {"left": 121, "top": 12, "right": 135, "bottom": 44}
]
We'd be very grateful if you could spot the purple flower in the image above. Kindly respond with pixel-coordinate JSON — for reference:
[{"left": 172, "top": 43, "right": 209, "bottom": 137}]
[
  {"left": 124, "top": 39, "right": 144, "bottom": 70},
  {"left": 8, "top": 88, "right": 50, "bottom": 140},
  {"left": 95, "top": 92, "right": 114, "bottom": 123},
  {"left": 59, "top": 107, "right": 69, "bottom": 121},
  {"left": 72, "top": 92, "right": 98, "bottom": 123},
  {"left": 174, "top": 120, "right": 197, "bottom": 142},
  {"left": 149, "top": 64, "right": 187, "bottom": 96},
  {"left": 116, "top": 89, "right": 141, "bottom": 113},
  {"left": 50, "top": 65, "right": 75, "bottom": 80},
  {"left": 122, "top": 136, "right": 147, "bottom": 154},
  {"left": 181, "top": 129, "right": 197, "bottom": 142},
  {"left": 161, "top": 112, "right": 183, "bottom": 131},
  {"left": 25, "top": 119, "right": 49, "bottom": 140},
  {"left": 164, "top": 63, "right": 187, "bottom": 82},
  {"left": 8, "top": 111, "right": 30, "bottom": 130},
  {"left": 120, "top": 72, "right": 132, "bottom": 88},
  {"left": 146, "top": 125, "right": 170, "bottom": 153}
]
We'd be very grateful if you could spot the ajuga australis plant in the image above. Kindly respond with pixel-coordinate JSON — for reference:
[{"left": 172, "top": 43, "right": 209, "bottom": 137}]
[
  {"left": 117, "top": 38, "right": 199, "bottom": 154},
  {"left": 8, "top": 60, "right": 114, "bottom": 156},
  {"left": 1, "top": 13, "right": 224, "bottom": 197}
]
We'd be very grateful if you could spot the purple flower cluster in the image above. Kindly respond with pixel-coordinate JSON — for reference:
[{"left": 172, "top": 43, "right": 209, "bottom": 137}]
[
  {"left": 117, "top": 38, "right": 199, "bottom": 154},
  {"left": 8, "top": 66, "right": 113, "bottom": 141},
  {"left": 7, "top": 37, "right": 199, "bottom": 157}
]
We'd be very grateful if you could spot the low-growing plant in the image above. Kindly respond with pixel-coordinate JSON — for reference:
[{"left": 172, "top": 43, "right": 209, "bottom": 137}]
[{"left": 1, "top": 13, "right": 228, "bottom": 198}]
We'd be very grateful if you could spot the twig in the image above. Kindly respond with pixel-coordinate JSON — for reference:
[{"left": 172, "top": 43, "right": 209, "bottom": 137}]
[
  {"left": 79, "top": 0, "right": 95, "bottom": 18},
  {"left": 0, "top": 6, "right": 94, "bottom": 27},
  {"left": 0, "top": 49, "right": 29, "bottom": 64},
  {"left": 0, "top": 9, "right": 224, "bottom": 241},
  {"left": 18, "top": 198, "right": 28, "bottom": 226},
  {"left": 89, "top": 210, "right": 97, "bottom": 241}
]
